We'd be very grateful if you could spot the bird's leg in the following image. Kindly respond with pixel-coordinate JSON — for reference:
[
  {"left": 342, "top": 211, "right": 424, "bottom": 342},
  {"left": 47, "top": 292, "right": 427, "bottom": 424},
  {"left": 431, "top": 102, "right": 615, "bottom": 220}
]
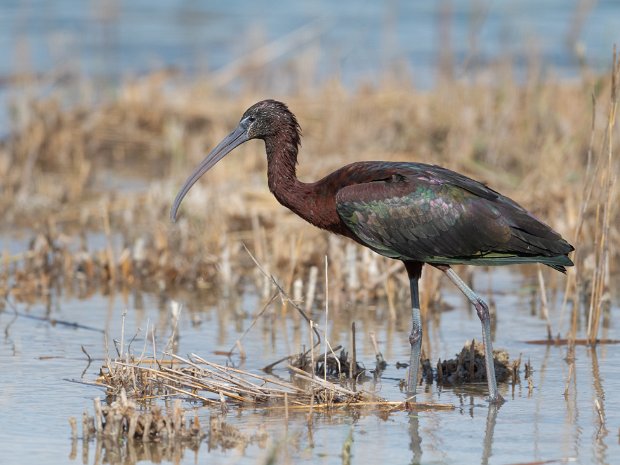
[
  {"left": 404, "top": 262, "right": 423, "bottom": 398},
  {"left": 437, "top": 265, "right": 505, "bottom": 404},
  {"left": 407, "top": 276, "right": 422, "bottom": 397}
]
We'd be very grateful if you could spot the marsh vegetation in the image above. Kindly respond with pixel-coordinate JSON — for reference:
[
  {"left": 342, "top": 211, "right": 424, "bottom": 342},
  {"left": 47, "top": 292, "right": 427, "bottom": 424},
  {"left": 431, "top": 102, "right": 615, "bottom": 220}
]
[{"left": 1, "top": 15, "right": 619, "bottom": 464}]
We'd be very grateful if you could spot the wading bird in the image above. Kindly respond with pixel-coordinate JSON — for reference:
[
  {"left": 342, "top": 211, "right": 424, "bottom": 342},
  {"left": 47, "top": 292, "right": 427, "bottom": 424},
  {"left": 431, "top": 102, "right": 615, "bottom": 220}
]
[{"left": 171, "top": 100, "right": 574, "bottom": 403}]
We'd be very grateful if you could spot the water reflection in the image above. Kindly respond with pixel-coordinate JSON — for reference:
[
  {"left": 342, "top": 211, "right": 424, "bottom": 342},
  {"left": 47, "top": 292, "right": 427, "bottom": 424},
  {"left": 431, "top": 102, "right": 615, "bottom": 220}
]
[
  {"left": 408, "top": 414, "right": 422, "bottom": 465},
  {"left": 407, "top": 402, "right": 500, "bottom": 465},
  {"left": 480, "top": 404, "right": 498, "bottom": 465},
  {"left": 69, "top": 436, "right": 201, "bottom": 465},
  {"left": 2, "top": 267, "right": 620, "bottom": 465},
  {"left": 590, "top": 348, "right": 609, "bottom": 465}
]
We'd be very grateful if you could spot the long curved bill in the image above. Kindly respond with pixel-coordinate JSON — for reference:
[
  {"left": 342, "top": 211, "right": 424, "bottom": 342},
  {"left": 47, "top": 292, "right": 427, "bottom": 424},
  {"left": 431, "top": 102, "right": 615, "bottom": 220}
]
[{"left": 170, "top": 124, "right": 249, "bottom": 222}]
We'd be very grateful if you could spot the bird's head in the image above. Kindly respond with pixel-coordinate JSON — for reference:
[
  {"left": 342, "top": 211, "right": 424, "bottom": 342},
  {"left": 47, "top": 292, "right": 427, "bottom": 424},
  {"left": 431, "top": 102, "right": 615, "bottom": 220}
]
[
  {"left": 170, "top": 99, "right": 300, "bottom": 222},
  {"left": 243, "top": 99, "right": 300, "bottom": 140}
]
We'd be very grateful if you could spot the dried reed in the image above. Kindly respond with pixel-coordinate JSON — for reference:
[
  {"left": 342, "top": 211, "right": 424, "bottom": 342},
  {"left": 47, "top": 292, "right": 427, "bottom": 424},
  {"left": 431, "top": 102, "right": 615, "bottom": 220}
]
[{"left": 3, "top": 50, "right": 619, "bottom": 357}]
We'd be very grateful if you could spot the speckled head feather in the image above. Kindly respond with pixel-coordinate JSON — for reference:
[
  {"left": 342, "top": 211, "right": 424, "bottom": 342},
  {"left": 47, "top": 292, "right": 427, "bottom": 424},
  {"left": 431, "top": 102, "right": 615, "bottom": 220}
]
[{"left": 242, "top": 100, "right": 301, "bottom": 152}]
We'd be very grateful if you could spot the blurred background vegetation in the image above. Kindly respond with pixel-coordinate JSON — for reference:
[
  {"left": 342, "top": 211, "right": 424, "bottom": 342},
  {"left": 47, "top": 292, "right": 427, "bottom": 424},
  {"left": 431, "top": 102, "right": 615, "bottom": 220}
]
[
  {"left": 2, "top": 6, "right": 620, "bottom": 465},
  {"left": 0, "top": 1, "right": 618, "bottom": 322}
]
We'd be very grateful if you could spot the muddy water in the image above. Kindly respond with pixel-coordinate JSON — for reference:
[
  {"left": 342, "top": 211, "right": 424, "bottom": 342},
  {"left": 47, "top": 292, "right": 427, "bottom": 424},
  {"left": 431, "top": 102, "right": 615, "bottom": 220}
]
[{"left": 1, "top": 266, "right": 619, "bottom": 465}]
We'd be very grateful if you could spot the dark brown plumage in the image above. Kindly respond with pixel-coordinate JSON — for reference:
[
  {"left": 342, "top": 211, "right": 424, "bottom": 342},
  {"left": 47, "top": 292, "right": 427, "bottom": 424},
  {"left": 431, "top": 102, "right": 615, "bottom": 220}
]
[{"left": 171, "top": 99, "right": 574, "bottom": 403}]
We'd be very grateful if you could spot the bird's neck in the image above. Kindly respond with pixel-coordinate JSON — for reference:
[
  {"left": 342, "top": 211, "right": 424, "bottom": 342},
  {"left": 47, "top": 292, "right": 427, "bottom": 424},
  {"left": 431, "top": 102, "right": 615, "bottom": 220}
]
[
  {"left": 264, "top": 134, "right": 343, "bottom": 233},
  {"left": 265, "top": 135, "right": 308, "bottom": 211}
]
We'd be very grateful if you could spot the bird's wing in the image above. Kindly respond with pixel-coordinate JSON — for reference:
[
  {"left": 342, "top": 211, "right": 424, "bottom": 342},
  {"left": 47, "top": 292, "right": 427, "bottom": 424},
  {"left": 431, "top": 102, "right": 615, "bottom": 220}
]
[{"left": 335, "top": 164, "right": 571, "bottom": 265}]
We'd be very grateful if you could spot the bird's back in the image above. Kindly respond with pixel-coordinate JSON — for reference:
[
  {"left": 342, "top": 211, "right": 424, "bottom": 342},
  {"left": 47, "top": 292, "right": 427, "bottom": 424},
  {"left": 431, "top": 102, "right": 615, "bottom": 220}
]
[{"left": 331, "top": 161, "right": 574, "bottom": 271}]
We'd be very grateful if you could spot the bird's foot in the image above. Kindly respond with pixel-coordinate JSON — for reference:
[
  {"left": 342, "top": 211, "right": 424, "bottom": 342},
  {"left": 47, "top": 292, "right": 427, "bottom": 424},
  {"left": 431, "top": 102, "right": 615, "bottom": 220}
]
[{"left": 486, "top": 393, "right": 506, "bottom": 405}]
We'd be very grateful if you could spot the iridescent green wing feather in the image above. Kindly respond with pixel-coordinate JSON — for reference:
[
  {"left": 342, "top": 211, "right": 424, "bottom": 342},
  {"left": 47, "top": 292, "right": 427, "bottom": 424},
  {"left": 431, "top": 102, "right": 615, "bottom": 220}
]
[{"left": 335, "top": 163, "right": 573, "bottom": 270}]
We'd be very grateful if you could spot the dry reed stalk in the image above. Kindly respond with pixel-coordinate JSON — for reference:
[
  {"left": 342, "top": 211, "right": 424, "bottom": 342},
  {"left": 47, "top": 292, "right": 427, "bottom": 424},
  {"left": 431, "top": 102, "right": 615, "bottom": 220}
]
[
  {"left": 242, "top": 243, "right": 322, "bottom": 349},
  {"left": 585, "top": 49, "right": 619, "bottom": 344},
  {"left": 369, "top": 331, "right": 387, "bottom": 370},
  {"left": 102, "top": 349, "right": 384, "bottom": 409},
  {"left": 384, "top": 272, "right": 397, "bottom": 319},
  {"left": 537, "top": 266, "right": 553, "bottom": 340},
  {"left": 227, "top": 292, "right": 279, "bottom": 357},
  {"left": 350, "top": 321, "right": 357, "bottom": 385},
  {"left": 281, "top": 234, "right": 303, "bottom": 314},
  {"left": 293, "top": 278, "right": 303, "bottom": 304},
  {"left": 323, "top": 256, "right": 330, "bottom": 381},
  {"left": 309, "top": 320, "right": 315, "bottom": 381},
  {"left": 3, "top": 60, "right": 619, "bottom": 322},
  {"left": 254, "top": 398, "right": 454, "bottom": 412},
  {"left": 305, "top": 266, "right": 318, "bottom": 312},
  {"left": 78, "top": 389, "right": 206, "bottom": 444}
]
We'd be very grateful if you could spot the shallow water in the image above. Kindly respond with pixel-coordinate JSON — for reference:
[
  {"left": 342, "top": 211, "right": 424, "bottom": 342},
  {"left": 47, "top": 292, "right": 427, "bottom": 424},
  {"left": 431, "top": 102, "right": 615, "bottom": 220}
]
[
  {"left": 2, "top": 3, "right": 619, "bottom": 463},
  {"left": 1, "top": 265, "right": 618, "bottom": 465}
]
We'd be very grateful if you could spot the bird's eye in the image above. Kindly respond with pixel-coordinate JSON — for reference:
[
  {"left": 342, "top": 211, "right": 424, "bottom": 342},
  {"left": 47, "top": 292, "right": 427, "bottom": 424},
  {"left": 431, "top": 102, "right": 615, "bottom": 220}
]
[{"left": 247, "top": 116, "right": 256, "bottom": 123}]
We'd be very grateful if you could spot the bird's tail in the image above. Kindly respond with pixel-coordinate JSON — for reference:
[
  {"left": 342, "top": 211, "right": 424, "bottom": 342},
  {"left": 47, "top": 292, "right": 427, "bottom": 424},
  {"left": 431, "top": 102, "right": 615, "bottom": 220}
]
[
  {"left": 541, "top": 254, "right": 574, "bottom": 274},
  {"left": 426, "top": 253, "right": 574, "bottom": 272}
]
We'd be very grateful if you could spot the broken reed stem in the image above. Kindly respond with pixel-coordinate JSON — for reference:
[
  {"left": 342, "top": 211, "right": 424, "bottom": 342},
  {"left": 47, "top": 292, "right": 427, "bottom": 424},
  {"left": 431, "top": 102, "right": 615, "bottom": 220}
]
[
  {"left": 350, "top": 322, "right": 356, "bottom": 384},
  {"left": 571, "top": 93, "right": 597, "bottom": 248},
  {"left": 101, "top": 200, "right": 116, "bottom": 284},
  {"left": 283, "top": 234, "right": 303, "bottom": 313},
  {"left": 120, "top": 310, "right": 126, "bottom": 358},
  {"left": 564, "top": 362, "right": 574, "bottom": 398},
  {"left": 94, "top": 398, "right": 103, "bottom": 433},
  {"left": 309, "top": 320, "right": 315, "bottom": 380},
  {"left": 593, "top": 391, "right": 607, "bottom": 430},
  {"left": 69, "top": 417, "right": 78, "bottom": 439},
  {"left": 324, "top": 255, "right": 329, "bottom": 382},
  {"left": 266, "top": 399, "right": 455, "bottom": 412},
  {"left": 288, "top": 365, "right": 360, "bottom": 398},
  {"left": 228, "top": 292, "right": 279, "bottom": 356},
  {"left": 305, "top": 266, "right": 318, "bottom": 313},
  {"left": 243, "top": 244, "right": 321, "bottom": 348},
  {"left": 165, "top": 301, "right": 182, "bottom": 354},
  {"left": 188, "top": 354, "right": 308, "bottom": 394},
  {"left": 369, "top": 332, "right": 382, "bottom": 363},
  {"left": 151, "top": 325, "right": 162, "bottom": 371},
  {"left": 342, "top": 428, "right": 353, "bottom": 465},
  {"left": 284, "top": 392, "right": 289, "bottom": 422},
  {"left": 315, "top": 256, "right": 343, "bottom": 377},
  {"left": 536, "top": 266, "right": 553, "bottom": 340}
]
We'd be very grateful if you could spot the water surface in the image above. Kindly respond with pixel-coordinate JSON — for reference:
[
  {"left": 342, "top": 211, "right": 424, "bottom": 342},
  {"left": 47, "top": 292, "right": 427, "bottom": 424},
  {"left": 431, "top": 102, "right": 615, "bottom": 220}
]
[{"left": 1, "top": 266, "right": 618, "bottom": 465}]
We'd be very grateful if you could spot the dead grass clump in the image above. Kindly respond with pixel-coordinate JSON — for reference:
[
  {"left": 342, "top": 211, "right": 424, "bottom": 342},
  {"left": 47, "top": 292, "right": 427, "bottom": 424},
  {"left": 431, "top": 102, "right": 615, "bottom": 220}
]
[
  {"left": 433, "top": 340, "right": 521, "bottom": 386},
  {"left": 70, "top": 393, "right": 204, "bottom": 465},
  {"left": 282, "top": 344, "right": 366, "bottom": 381},
  {"left": 2, "top": 59, "right": 619, "bottom": 342},
  {"left": 99, "top": 351, "right": 375, "bottom": 408},
  {"left": 1, "top": 72, "right": 214, "bottom": 221},
  {"left": 75, "top": 394, "right": 205, "bottom": 443},
  {"left": 558, "top": 49, "right": 620, "bottom": 348},
  {"left": 70, "top": 390, "right": 269, "bottom": 463},
  {"left": 1, "top": 231, "right": 213, "bottom": 303},
  {"left": 97, "top": 333, "right": 453, "bottom": 412},
  {"left": 313, "top": 348, "right": 366, "bottom": 380}
]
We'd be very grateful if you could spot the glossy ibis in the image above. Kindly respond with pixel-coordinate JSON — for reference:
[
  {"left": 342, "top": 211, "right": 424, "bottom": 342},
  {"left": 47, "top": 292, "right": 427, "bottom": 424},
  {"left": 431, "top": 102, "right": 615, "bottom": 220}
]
[{"left": 171, "top": 100, "right": 574, "bottom": 403}]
